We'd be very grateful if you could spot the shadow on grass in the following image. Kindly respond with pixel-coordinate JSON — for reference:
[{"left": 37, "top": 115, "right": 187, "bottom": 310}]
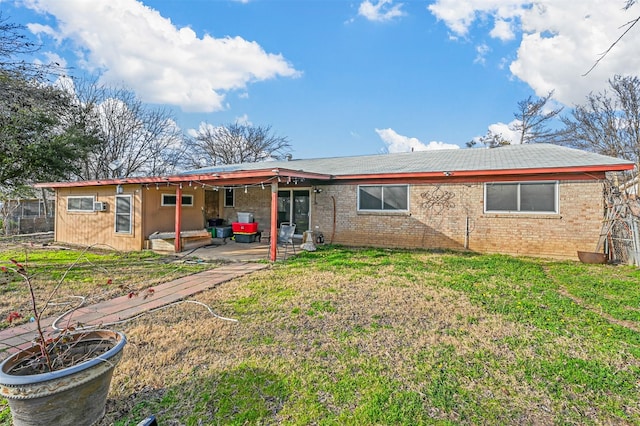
[{"left": 103, "top": 364, "right": 289, "bottom": 425}]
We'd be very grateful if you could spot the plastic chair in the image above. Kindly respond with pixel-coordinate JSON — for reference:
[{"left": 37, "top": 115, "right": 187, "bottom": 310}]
[{"left": 277, "top": 223, "right": 296, "bottom": 259}]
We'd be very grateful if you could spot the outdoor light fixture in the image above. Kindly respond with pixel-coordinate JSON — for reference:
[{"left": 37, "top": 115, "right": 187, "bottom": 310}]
[
  {"left": 443, "top": 171, "right": 453, "bottom": 176},
  {"left": 116, "top": 184, "right": 123, "bottom": 194},
  {"left": 313, "top": 188, "right": 323, "bottom": 193}
]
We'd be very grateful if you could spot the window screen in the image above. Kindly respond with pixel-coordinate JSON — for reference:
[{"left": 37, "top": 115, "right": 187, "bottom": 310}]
[
  {"left": 485, "top": 182, "right": 557, "bottom": 213},
  {"left": 115, "top": 195, "right": 132, "bottom": 233},
  {"left": 67, "top": 196, "right": 94, "bottom": 212},
  {"left": 358, "top": 185, "right": 408, "bottom": 211}
]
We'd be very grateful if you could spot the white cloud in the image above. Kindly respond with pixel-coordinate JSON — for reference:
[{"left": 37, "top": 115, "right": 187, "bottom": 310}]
[
  {"left": 488, "top": 120, "right": 521, "bottom": 144},
  {"left": 23, "top": 0, "right": 299, "bottom": 113},
  {"left": 427, "top": 0, "right": 525, "bottom": 39},
  {"left": 490, "top": 18, "right": 515, "bottom": 41},
  {"left": 474, "top": 43, "right": 490, "bottom": 65},
  {"left": 358, "top": 0, "right": 406, "bottom": 22},
  {"left": 187, "top": 121, "right": 218, "bottom": 139},
  {"left": 234, "top": 114, "right": 252, "bottom": 125},
  {"left": 428, "top": 0, "right": 640, "bottom": 105},
  {"left": 375, "top": 128, "right": 460, "bottom": 153}
]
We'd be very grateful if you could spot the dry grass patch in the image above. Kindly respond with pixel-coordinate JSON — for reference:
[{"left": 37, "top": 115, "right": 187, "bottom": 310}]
[{"left": 0, "top": 243, "right": 222, "bottom": 330}]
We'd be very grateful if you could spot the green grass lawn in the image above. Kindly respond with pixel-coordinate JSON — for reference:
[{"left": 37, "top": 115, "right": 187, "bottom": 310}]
[{"left": 2, "top": 246, "right": 640, "bottom": 425}]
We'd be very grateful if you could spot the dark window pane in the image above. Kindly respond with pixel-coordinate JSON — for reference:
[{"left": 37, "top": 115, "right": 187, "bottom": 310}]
[
  {"left": 383, "top": 186, "right": 408, "bottom": 210},
  {"left": 115, "top": 196, "right": 131, "bottom": 233},
  {"left": 115, "top": 215, "right": 131, "bottom": 233},
  {"left": 520, "top": 183, "right": 555, "bottom": 212},
  {"left": 116, "top": 197, "right": 130, "bottom": 213},
  {"left": 68, "top": 197, "right": 93, "bottom": 211},
  {"left": 162, "top": 194, "right": 193, "bottom": 206},
  {"left": 486, "top": 184, "right": 517, "bottom": 211},
  {"left": 225, "top": 189, "right": 234, "bottom": 207},
  {"left": 359, "top": 186, "right": 383, "bottom": 210}
]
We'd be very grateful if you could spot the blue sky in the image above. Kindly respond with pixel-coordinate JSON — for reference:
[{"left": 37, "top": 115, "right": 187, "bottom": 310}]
[{"left": 1, "top": 0, "right": 639, "bottom": 159}]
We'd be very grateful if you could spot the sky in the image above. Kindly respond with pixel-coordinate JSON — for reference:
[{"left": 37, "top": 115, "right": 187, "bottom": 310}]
[{"left": 1, "top": 0, "right": 639, "bottom": 159}]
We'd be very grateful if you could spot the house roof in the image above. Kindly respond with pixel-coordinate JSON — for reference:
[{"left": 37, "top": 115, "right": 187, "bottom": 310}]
[
  {"left": 185, "top": 143, "right": 634, "bottom": 177},
  {"left": 37, "top": 144, "right": 634, "bottom": 188}
]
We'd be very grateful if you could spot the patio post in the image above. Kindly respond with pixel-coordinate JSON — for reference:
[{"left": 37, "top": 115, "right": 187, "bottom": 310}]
[
  {"left": 175, "top": 184, "right": 182, "bottom": 253},
  {"left": 270, "top": 181, "right": 278, "bottom": 261}
]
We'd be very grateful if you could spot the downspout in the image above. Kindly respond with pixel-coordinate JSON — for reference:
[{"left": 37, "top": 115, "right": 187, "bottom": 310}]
[
  {"left": 270, "top": 182, "right": 278, "bottom": 261},
  {"left": 175, "top": 184, "right": 182, "bottom": 253},
  {"left": 464, "top": 216, "right": 469, "bottom": 250},
  {"left": 330, "top": 195, "right": 336, "bottom": 244}
]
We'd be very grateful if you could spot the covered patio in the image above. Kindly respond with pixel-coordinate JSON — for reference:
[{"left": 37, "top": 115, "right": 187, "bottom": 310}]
[
  {"left": 39, "top": 167, "right": 330, "bottom": 261},
  {"left": 175, "top": 238, "right": 302, "bottom": 262}
]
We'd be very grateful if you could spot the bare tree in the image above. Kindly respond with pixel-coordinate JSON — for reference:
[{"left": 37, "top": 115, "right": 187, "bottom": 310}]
[
  {"left": 561, "top": 75, "right": 640, "bottom": 167},
  {"left": 511, "top": 91, "right": 564, "bottom": 145},
  {"left": 467, "top": 131, "right": 511, "bottom": 148},
  {"left": 187, "top": 122, "right": 292, "bottom": 167},
  {"left": 470, "top": 91, "right": 563, "bottom": 148},
  {"left": 584, "top": 0, "right": 640, "bottom": 75},
  {"left": 71, "top": 81, "right": 184, "bottom": 179}
]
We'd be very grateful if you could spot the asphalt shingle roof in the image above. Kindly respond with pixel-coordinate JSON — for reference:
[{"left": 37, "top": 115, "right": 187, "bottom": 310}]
[{"left": 184, "top": 144, "right": 633, "bottom": 177}]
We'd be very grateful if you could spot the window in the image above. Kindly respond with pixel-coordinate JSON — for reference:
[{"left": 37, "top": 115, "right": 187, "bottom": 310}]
[
  {"left": 115, "top": 195, "right": 132, "bottom": 233},
  {"left": 358, "top": 185, "right": 408, "bottom": 211},
  {"left": 224, "top": 188, "right": 235, "bottom": 207},
  {"left": 67, "top": 196, "right": 95, "bottom": 212},
  {"left": 161, "top": 194, "right": 194, "bottom": 206},
  {"left": 485, "top": 181, "right": 558, "bottom": 213}
]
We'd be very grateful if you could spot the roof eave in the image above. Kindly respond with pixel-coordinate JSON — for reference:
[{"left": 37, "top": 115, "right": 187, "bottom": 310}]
[
  {"left": 332, "top": 164, "right": 635, "bottom": 180},
  {"left": 34, "top": 168, "right": 333, "bottom": 189}
]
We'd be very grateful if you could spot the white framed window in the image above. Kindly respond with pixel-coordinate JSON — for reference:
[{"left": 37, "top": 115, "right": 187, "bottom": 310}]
[
  {"left": 67, "top": 196, "right": 95, "bottom": 212},
  {"left": 484, "top": 181, "right": 558, "bottom": 213},
  {"left": 358, "top": 185, "right": 409, "bottom": 212},
  {"left": 115, "top": 195, "right": 132, "bottom": 234},
  {"left": 224, "top": 188, "right": 235, "bottom": 207},
  {"left": 161, "top": 193, "right": 194, "bottom": 207}
]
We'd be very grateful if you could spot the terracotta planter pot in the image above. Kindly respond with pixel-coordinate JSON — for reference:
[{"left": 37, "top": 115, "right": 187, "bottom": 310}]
[
  {"left": 577, "top": 250, "right": 608, "bottom": 264},
  {"left": 0, "top": 330, "right": 126, "bottom": 426}
]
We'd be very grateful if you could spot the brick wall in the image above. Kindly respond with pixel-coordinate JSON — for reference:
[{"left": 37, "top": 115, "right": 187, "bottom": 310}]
[
  {"left": 220, "top": 187, "right": 273, "bottom": 229},
  {"left": 310, "top": 180, "right": 604, "bottom": 260},
  {"left": 210, "top": 180, "right": 604, "bottom": 260}
]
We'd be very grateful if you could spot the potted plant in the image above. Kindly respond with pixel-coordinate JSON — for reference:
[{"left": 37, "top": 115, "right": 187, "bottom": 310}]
[{"left": 0, "top": 256, "right": 126, "bottom": 426}]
